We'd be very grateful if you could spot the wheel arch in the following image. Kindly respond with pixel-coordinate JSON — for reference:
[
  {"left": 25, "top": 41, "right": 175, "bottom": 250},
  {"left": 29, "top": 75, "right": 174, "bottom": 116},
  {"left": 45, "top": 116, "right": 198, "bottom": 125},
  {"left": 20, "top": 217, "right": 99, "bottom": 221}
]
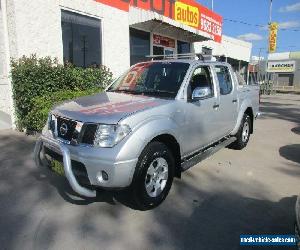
[
  {"left": 244, "top": 107, "right": 254, "bottom": 134},
  {"left": 151, "top": 134, "right": 181, "bottom": 178},
  {"left": 123, "top": 118, "right": 182, "bottom": 178},
  {"left": 231, "top": 102, "right": 254, "bottom": 135}
]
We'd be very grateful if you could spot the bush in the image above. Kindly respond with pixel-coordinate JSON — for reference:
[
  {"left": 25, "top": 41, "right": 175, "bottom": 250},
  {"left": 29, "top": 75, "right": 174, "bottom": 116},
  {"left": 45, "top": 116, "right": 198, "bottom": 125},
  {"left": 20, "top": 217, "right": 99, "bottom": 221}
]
[
  {"left": 27, "top": 88, "right": 102, "bottom": 132},
  {"left": 10, "top": 55, "right": 113, "bottom": 131}
]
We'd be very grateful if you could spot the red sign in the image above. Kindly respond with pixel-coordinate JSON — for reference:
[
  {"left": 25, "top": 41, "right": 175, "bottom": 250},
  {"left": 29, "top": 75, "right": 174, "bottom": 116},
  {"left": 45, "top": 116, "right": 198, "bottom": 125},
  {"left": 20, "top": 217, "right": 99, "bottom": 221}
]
[
  {"left": 94, "top": 0, "right": 223, "bottom": 43},
  {"left": 153, "top": 34, "right": 175, "bottom": 48}
]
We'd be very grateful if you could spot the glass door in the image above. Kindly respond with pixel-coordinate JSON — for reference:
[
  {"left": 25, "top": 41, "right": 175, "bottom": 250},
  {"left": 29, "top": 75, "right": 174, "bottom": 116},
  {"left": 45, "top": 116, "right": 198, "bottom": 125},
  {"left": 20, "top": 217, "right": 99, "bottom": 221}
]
[
  {"left": 164, "top": 48, "right": 175, "bottom": 56},
  {"left": 152, "top": 46, "right": 175, "bottom": 59},
  {"left": 153, "top": 46, "right": 164, "bottom": 60}
]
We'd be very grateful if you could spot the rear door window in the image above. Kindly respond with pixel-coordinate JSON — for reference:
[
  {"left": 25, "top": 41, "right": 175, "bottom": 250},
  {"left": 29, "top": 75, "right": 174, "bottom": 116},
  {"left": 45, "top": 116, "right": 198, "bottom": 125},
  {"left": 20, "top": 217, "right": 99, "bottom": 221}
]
[
  {"left": 235, "top": 72, "right": 247, "bottom": 86},
  {"left": 215, "top": 66, "right": 233, "bottom": 95}
]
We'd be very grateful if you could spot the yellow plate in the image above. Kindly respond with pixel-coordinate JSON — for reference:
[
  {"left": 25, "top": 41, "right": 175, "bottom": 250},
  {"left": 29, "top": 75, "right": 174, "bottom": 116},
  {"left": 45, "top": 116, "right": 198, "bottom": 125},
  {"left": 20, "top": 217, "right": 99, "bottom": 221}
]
[{"left": 51, "top": 160, "right": 65, "bottom": 176}]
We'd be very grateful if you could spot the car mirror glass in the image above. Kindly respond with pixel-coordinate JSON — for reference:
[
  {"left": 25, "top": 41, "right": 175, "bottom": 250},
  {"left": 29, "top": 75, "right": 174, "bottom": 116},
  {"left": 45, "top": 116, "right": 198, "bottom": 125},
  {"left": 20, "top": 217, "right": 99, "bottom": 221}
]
[{"left": 192, "top": 87, "right": 212, "bottom": 100}]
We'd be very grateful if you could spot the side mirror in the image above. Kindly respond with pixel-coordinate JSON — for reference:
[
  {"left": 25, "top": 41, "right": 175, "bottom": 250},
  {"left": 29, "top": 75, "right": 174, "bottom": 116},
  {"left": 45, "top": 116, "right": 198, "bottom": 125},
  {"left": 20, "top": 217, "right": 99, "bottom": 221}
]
[{"left": 192, "top": 87, "right": 212, "bottom": 100}]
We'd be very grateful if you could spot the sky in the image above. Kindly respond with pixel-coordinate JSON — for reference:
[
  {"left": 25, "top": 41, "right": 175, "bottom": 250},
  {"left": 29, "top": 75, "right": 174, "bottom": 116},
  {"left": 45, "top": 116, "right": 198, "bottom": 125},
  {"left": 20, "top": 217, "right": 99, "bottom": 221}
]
[{"left": 197, "top": 0, "right": 300, "bottom": 57}]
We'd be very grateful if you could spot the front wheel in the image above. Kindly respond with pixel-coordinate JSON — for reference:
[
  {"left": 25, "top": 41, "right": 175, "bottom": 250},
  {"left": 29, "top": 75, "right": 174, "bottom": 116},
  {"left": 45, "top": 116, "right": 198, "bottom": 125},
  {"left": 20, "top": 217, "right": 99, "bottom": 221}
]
[
  {"left": 229, "top": 114, "right": 251, "bottom": 150},
  {"left": 130, "top": 141, "right": 174, "bottom": 210}
]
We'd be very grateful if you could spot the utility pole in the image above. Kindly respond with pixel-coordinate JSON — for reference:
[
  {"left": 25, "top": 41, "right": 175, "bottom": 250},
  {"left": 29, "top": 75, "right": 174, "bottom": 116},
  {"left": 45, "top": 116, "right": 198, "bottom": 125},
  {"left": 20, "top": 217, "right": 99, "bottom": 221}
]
[
  {"left": 257, "top": 47, "right": 263, "bottom": 83},
  {"left": 269, "top": 0, "right": 273, "bottom": 25},
  {"left": 266, "top": 0, "right": 273, "bottom": 94},
  {"left": 211, "top": 0, "right": 214, "bottom": 11}
]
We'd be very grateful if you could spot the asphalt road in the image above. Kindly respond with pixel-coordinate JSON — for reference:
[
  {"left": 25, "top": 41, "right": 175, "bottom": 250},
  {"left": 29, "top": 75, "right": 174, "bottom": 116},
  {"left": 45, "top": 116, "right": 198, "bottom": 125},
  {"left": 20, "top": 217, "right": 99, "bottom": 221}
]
[{"left": 0, "top": 94, "right": 299, "bottom": 250}]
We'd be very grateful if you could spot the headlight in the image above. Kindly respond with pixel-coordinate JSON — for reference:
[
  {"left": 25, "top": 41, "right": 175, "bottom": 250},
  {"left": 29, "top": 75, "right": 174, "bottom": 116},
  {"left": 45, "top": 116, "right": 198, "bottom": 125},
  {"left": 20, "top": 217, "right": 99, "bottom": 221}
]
[{"left": 94, "top": 124, "right": 131, "bottom": 148}]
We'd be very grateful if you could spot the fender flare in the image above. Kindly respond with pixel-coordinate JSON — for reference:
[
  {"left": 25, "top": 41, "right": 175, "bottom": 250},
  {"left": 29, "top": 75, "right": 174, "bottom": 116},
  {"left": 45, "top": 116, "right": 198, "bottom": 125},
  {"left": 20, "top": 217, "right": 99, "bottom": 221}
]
[
  {"left": 117, "top": 117, "right": 181, "bottom": 162},
  {"left": 231, "top": 100, "right": 254, "bottom": 135}
]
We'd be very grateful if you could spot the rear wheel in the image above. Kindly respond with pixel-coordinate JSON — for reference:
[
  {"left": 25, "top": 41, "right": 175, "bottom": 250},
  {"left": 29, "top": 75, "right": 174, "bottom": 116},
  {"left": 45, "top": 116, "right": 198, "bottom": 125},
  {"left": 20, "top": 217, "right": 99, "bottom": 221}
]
[
  {"left": 229, "top": 114, "right": 251, "bottom": 150},
  {"left": 130, "top": 141, "right": 174, "bottom": 210}
]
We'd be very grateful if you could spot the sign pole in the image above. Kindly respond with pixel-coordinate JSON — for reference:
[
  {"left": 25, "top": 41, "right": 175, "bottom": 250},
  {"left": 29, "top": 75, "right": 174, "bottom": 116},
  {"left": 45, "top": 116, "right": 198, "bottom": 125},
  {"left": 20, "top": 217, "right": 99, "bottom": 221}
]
[
  {"left": 266, "top": 0, "right": 273, "bottom": 94},
  {"left": 269, "top": 0, "right": 273, "bottom": 25}
]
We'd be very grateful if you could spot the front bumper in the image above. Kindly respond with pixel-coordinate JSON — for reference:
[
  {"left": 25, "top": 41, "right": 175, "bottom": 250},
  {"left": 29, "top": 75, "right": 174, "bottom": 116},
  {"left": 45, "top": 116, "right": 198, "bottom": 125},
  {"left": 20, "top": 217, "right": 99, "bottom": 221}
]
[{"left": 34, "top": 135, "right": 138, "bottom": 197}]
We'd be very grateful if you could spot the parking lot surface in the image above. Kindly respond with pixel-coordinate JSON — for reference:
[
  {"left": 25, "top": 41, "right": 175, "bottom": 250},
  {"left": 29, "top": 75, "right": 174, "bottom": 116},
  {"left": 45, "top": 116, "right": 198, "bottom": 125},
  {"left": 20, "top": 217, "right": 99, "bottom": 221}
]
[{"left": 0, "top": 94, "right": 299, "bottom": 250}]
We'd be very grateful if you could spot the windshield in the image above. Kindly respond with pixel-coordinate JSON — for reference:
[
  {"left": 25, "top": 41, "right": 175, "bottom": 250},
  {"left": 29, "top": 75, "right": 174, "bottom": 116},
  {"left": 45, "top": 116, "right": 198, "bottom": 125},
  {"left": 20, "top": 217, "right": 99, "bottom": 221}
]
[{"left": 107, "top": 62, "right": 190, "bottom": 98}]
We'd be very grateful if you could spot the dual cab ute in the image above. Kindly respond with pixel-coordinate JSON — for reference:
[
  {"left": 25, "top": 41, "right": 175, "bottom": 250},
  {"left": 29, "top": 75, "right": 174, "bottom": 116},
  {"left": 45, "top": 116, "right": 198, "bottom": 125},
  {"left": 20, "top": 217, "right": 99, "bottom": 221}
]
[{"left": 35, "top": 58, "right": 259, "bottom": 210}]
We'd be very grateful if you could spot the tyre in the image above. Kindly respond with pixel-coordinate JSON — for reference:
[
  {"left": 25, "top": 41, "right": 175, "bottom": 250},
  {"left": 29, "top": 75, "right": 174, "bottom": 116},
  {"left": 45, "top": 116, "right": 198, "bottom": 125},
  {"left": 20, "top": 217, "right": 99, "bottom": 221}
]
[
  {"left": 130, "top": 141, "right": 175, "bottom": 210},
  {"left": 229, "top": 114, "right": 251, "bottom": 150}
]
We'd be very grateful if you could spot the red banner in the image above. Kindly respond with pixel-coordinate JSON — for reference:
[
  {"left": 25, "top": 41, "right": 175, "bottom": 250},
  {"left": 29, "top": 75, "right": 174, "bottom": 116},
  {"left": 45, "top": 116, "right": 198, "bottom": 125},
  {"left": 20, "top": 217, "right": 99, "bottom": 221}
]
[
  {"left": 94, "top": 0, "right": 223, "bottom": 43},
  {"left": 153, "top": 34, "right": 175, "bottom": 48}
]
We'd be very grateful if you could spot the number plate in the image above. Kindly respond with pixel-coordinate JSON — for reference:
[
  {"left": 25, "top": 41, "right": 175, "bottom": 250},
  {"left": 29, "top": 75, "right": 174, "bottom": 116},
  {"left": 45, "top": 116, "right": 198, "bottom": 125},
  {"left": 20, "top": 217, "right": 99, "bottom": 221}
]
[{"left": 50, "top": 160, "right": 65, "bottom": 176}]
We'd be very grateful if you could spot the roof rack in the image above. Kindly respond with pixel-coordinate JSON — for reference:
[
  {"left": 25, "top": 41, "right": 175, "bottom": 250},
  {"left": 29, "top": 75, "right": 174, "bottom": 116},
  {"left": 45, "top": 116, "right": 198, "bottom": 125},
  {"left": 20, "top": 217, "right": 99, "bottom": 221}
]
[{"left": 146, "top": 53, "right": 216, "bottom": 61}]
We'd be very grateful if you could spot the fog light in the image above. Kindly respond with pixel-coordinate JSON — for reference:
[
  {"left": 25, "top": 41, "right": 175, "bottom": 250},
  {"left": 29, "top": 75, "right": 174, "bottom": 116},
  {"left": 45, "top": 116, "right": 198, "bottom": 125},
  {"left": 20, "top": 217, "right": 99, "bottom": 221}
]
[{"left": 97, "top": 171, "right": 109, "bottom": 182}]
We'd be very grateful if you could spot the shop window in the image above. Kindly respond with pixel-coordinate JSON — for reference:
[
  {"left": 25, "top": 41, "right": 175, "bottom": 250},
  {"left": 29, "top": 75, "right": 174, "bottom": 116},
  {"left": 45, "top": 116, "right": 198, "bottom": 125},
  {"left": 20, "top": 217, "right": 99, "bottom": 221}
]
[
  {"left": 278, "top": 74, "right": 294, "bottom": 86},
  {"left": 61, "top": 10, "right": 101, "bottom": 68},
  {"left": 177, "top": 41, "right": 190, "bottom": 54},
  {"left": 153, "top": 46, "right": 164, "bottom": 60},
  {"left": 130, "top": 28, "right": 150, "bottom": 65}
]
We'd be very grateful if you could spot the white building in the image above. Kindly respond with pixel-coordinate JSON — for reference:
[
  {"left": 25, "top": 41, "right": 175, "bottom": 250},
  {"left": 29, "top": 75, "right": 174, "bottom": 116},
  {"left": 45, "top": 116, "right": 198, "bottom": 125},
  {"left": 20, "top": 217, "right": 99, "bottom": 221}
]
[
  {"left": 250, "top": 51, "right": 300, "bottom": 89},
  {"left": 195, "top": 35, "right": 252, "bottom": 77},
  {"left": 0, "top": 0, "right": 251, "bottom": 129}
]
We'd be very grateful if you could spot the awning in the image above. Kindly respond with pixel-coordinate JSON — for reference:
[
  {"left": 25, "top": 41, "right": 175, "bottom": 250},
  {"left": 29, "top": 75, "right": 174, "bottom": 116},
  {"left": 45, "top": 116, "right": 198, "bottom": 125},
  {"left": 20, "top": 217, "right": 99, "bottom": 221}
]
[{"left": 129, "top": 7, "right": 213, "bottom": 43}]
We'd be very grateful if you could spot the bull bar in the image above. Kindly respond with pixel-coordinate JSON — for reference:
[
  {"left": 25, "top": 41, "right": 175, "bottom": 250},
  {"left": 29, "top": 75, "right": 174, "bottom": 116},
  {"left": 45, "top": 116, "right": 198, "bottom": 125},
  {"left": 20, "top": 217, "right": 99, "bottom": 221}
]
[{"left": 34, "top": 136, "right": 97, "bottom": 198}]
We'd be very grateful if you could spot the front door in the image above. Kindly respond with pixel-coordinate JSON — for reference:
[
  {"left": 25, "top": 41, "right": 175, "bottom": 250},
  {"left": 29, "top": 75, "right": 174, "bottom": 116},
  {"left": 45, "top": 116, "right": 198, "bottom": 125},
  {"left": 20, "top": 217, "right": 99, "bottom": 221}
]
[{"left": 183, "top": 65, "right": 220, "bottom": 155}]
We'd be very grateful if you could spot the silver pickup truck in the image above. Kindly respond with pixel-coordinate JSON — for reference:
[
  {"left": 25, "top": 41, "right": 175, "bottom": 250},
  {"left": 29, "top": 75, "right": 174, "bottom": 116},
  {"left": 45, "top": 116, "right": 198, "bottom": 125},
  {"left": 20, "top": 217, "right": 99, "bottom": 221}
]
[{"left": 35, "top": 59, "right": 259, "bottom": 210}]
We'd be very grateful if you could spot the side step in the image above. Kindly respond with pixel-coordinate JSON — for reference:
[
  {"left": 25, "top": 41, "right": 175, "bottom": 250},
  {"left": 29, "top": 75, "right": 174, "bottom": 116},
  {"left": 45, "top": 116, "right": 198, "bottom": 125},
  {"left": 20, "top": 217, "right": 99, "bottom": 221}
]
[{"left": 181, "top": 137, "right": 236, "bottom": 171}]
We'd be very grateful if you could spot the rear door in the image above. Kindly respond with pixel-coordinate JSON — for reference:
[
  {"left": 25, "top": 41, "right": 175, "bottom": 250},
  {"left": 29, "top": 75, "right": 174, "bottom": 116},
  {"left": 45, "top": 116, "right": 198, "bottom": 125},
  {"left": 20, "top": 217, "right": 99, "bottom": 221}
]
[{"left": 214, "top": 65, "right": 238, "bottom": 137}]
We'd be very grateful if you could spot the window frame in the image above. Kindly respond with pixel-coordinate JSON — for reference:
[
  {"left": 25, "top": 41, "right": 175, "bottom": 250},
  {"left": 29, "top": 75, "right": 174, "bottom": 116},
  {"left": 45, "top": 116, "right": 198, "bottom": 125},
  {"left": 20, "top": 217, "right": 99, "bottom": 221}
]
[
  {"left": 130, "top": 28, "right": 151, "bottom": 65},
  {"left": 61, "top": 9, "right": 103, "bottom": 68},
  {"left": 177, "top": 40, "right": 191, "bottom": 55},
  {"left": 215, "top": 65, "right": 234, "bottom": 96}
]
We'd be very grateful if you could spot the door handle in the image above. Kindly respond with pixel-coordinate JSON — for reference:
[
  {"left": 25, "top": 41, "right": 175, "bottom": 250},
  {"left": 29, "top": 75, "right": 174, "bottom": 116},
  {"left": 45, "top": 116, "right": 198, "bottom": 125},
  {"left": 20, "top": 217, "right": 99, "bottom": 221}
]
[
  {"left": 232, "top": 99, "right": 237, "bottom": 103},
  {"left": 213, "top": 104, "right": 220, "bottom": 109}
]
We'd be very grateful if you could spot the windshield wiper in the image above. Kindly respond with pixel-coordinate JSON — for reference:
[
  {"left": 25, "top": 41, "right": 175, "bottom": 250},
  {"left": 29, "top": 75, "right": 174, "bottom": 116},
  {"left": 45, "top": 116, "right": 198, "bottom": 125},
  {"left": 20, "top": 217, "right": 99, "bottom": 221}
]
[
  {"left": 108, "top": 89, "right": 176, "bottom": 98},
  {"left": 107, "top": 89, "right": 140, "bottom": 95},
  {"left": 140, "top": 90, "right": 176, "bottom": 96}
]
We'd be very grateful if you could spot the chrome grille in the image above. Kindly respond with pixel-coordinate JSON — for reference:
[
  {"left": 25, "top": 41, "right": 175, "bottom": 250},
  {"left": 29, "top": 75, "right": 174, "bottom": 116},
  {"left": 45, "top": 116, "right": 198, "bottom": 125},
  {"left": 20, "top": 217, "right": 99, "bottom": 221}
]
[
  {"left": 50, "top": 115, "right": 97, "bottom": 145},
  {"left": 54, "top": 116, "right": 78, "bottom": 142}
]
